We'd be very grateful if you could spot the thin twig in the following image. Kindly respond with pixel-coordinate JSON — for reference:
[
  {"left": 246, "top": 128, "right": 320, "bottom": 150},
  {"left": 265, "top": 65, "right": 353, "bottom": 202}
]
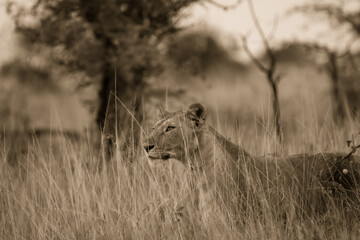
[
  {"left": 338, "top": 144, "right": 360, "bottom": 166},
  {"left": 247, "top": 0, "right": 276, "bottom": 67},
  {"left": 241, "top": 35, "right": 268, "bottom": 73},
  {"left": 267, "top": 14, "right": 279, "bottom": 42},
  {"left": 203, "top": 0, "right": 242, "bottom": 10}
]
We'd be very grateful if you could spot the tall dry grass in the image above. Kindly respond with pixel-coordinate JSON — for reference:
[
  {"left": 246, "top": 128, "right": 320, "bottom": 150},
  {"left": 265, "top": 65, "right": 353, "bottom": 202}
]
[{"left": 1, "top": 106, "right": 360, "bottom": 240}]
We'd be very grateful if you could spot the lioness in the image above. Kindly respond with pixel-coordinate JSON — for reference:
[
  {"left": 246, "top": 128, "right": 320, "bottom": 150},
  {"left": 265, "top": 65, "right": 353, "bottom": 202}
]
[{"left": 143, "top": 103, "right": 360, "bottom": 217}]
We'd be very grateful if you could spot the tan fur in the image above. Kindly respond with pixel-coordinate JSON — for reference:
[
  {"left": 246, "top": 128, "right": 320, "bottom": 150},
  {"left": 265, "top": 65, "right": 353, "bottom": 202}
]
[{"left": 143, "top": 103, "right": 360, "bottom": 217}]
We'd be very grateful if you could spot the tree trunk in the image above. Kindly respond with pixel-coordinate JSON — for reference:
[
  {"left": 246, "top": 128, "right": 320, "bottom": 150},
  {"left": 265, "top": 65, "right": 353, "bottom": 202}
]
[
  {"left": 121, "top": 67, "right": 145, "bottom": 162},
  {"left": 328, "top": 52, "right": 348, "bottom": 125},
  {"left": 96, "top": 62, "right": 112, "bottom": 132},
  {"left": 269, "top": 78, "right": 283, "bottom": 144},
  {"left": 96, "top": 60, "right": 117, "bottom": 162},
  {"left": 96, "top": 61, "right": 145, "bottom": 162}
]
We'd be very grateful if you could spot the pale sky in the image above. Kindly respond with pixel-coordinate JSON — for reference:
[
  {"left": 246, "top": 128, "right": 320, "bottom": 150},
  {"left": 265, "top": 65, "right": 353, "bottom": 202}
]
[
  {"left": 0, "top": 0, "right": 359, "bottom": 64},
  {"left": 0, "top": 2, "right": 16, "bottom": 64},
  {"left": 181, "top": 0, "right": 360, "bottom": 59}
]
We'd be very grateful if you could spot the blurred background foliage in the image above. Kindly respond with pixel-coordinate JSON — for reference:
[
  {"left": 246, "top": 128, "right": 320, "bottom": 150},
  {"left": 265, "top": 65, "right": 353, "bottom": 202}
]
[
  {"left": 0, "top": 0, "right": 360, "bottom": 157},
  {"left": 3, "top": 0, "right": 198, "bottom": 159}
]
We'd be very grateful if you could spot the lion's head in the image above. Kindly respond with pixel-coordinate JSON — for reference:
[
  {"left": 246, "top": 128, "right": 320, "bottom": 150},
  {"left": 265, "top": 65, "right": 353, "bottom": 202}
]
[{"left": 143, "top": 103, "right": 207, "bottom": 163}]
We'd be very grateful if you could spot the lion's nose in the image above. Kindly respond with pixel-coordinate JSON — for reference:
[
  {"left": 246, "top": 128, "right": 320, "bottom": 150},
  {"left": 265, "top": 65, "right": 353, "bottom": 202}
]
[{"left": 143, "top": 144, "right": 154, "bottom": 153}]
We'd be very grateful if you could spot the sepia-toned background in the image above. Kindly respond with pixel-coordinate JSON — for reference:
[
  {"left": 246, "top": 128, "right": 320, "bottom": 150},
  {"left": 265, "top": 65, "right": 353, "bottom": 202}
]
[
  {"left": 1, "top": 0, "right": 360, "bottom": 239},
  {"left": 1, "top": 0, "right": 359, "bottom": 146}
]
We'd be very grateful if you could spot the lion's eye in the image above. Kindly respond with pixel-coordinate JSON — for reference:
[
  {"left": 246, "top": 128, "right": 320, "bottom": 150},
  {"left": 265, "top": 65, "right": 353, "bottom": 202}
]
[{"left": 165, "top": 126, "right": 176, "bottom": 132}]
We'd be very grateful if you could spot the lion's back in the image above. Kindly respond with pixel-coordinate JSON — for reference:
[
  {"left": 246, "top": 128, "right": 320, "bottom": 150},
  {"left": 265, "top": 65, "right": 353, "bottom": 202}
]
[{"left": 252, "top": 152, "right": 360, "bottom": 191}]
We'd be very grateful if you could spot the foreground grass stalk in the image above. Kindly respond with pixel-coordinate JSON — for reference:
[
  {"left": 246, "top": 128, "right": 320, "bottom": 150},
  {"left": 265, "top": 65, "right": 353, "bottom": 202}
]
[{"left": 1, "top": 120, "right": 360, "bottom": 239}]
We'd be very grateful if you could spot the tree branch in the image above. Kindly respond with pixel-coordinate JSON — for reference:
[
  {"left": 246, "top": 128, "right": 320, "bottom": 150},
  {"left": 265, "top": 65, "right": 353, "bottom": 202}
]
[
  {"left": 242, "top": 0, "right": 283, "bottom": 144},
  {"left": 241, "top": 35, "right": 268, "bottom": 73},
  {"left": 202, "top": 0, "right": 242, "bottom": 10},
  {"left": 247, "top": 0, "right": 277, "bottom": 81},
  {"left": 292, "top": 4, "right": 360, "bottom": 34},
  {"left": 267, "top": 14, "right": 279, "bottom": 42}
]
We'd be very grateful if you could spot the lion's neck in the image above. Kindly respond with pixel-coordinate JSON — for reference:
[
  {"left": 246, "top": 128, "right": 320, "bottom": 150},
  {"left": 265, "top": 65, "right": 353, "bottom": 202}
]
[{"left": 192, "top": 124, "right": 250, "bottom": 170}]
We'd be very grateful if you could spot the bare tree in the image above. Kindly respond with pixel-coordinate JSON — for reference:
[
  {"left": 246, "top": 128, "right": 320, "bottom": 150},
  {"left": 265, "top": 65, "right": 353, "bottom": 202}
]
[
  {"left": 241, "top": 0, "right": 283, "bottom": 144},
  {"left": 301, "top": 43, "right": 354, "bottom": 124},
  {"left": 292, "top": 0, "right": 360, "bottom": 124}
]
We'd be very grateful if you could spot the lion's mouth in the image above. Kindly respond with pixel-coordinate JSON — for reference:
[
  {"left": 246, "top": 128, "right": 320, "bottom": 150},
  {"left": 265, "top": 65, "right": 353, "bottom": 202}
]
[
  {"left": 147, "top": 151, "right": 175, "bottom": 161},
  {"left": 148, "top": 155, "right": 171, "bottom": 160}
]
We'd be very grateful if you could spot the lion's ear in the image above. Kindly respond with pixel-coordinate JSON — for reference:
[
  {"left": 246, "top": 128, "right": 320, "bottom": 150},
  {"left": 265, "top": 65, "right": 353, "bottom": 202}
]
[{"left": 187, "top": 103, "right": 207, "bottom": 121}]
